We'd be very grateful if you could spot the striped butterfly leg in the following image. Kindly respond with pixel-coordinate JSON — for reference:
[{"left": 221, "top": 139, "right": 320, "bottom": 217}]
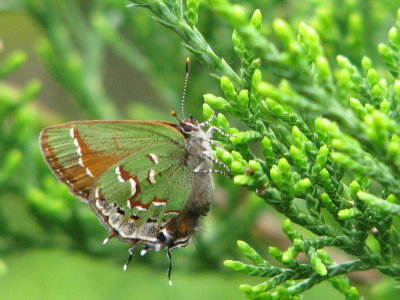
[
  {"left": 194, "top": 151, "right": 231, "bottom": 177},
  {"left": 123, "top": 239, "right": 139, "bottom": 271}
]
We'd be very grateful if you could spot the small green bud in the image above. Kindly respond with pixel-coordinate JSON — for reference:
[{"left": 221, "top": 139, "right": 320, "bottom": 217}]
[
  {"left": 250, "top": 9, "right": 262, "bottom": 30},
  {"left": 316, "top": 145, "right": 329, "bottom": 166},
  {"left": 230, "top": 130, "right": 262, "bottom": 144},
  {"left": 298, "top": 22, "right": 322, "bottom": 59},
  {"left": 349, "top": 180, "right": 361, "bottom": 195},
  {"left": 315, "top": 56, "right": 332, "bottom": 81},
  {"left": 258, "top": 81, "right": 280, "bottom": 100},
  {"left": 330, "top": 152, "right": 355, "bottom": 168},
  {"left": 367, "top": 69, "right": 379, "bottom": 86},
  {"left": 202, "top": 103, "right": 213, "bottom": 120},
  {"left": 371, "top": 84, "right": 381, "bottom": 99},
  {"left": 320, "top": 193, "right": 335, "bottom": 211},
  {"left": 378, "top": 43, "right": 392, "bottom": 59},
  {"left": 266, "top": 98, "right": 284, "bottom": 117},
  {"left": 252, "top": 69, "right": 262, "bottom": 86},
  {"left": 231, "top": 150, "right": 244, "bottom": 162},
  {"left": 348, "top": 287, "right": 361, "bottom": 300},
  {"left": 361, "top": 56, "right": 372, "bottom": 72},
  {"left": 338, "top": 208, "right": 361, "bottom": 220},
  {"left": 238, "top": 89, "right": 249, "bottom": 107},
  {"left": 293, "top": 178, "right": 311, "bottom": 195},
  {"left": 331, "top": 138, "right": 348, "bottom": 150},
  {"left": 335, "top": 68, "right": 351, "bottom": 88},
  {"left": 203, "top": 93, "right": 231, "bottom": 111},
  {"left": 273, "top": 18, "right": 294, "bottom": 46},
  {"left": 278, "top": 158, "right": 291, "bottom": 175},
  {"left": 276, "top": 286, "right": 290, "bottom": 298},
  {"left": 230, "top": 4, "right": 247, "bottom": 27},
  {"left": 234, "top": 175, "right": 254, "bottom": 186},
  {"left": 261, "top": 137, "right": 273, "bottom": 154},
  {"left": 217, "top": 113, "right": 229, "bottom": 131},
  {"left": 349, "top": 97, "right": 366, "bottom": 118},
  {"left": 220, "top": 76, "right": 237, "bottom": 100},
  {"left": 282, "top": 250, "right": 294, "bottom": 263},
  {"left": 223, "top": 260, "right": 243, "bottom": 271},
  {"left": 270, "top": 165, "right": 282, "bottom": 186},
  {"left": 293, "top": 239, "right": 305, "bottom": 250},
  {"left": 282, "top": 219, "right": 292, "bottom": 234},
  {"left": 380, "top": 100, "right": 390, "bottom": 115},
  {"left": 388, "top": 27, "right": 400, "bottom": 47},
  {"left": 248, "top": 160, "right": 262, "bottom": 173},
  {"left": 231, "top": 161, "right": 245, "bottom": 175},
  {"left": 268, "top": 246, "right": 282, "bottom": 260},
  {"left": 239, "top": 284, "right": 254, "bottom": 295},
  {"left": 315, "top": 118, "right": 339, "bottom": 136},
  {"left": 337, "top": 55, "right": 352, "bottom": 70},
  {"left": 319, "top": 168, "right": 330, "bottom": 181},
  {"left": 289, "top": 146, "right": 307, "bottom": 169},
  {"left": 310, "top": 255, "right": 327, "bottom": 276},
  {"left": 237, "top": 241, "right": 267, "bottom": 266}
]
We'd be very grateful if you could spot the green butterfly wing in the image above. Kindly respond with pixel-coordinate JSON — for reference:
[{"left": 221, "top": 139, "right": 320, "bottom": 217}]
[
  {"left": 40, "top": 121, "right": 191, "bottom": 221},
  {"left": 94, "top": 141, "right": 192, "bottom": 226}
]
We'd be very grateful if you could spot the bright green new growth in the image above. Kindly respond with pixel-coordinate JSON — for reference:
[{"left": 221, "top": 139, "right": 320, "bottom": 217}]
[{"left": 127, "top": 0, "right": 400, "bottom": 298}]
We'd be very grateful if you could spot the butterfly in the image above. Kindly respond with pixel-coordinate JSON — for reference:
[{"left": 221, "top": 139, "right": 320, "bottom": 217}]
[{"left": 39, "top": 58, "right": 231, "bottom": 283}]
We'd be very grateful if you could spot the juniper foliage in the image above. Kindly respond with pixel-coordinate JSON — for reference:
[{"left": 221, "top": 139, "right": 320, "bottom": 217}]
[{"left": 126, "top": 0, "right": 400, "bottom": 298}]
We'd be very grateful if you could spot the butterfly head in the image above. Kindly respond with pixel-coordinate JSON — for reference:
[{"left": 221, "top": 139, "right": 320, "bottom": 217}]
[{"left": 179, "top": 115, "right": 200, "bottom": 135}]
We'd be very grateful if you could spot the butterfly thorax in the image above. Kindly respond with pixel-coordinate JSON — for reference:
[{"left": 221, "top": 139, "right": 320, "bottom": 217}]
[{"left": 162, "top": 118, "right": 213, "bottom": 250}]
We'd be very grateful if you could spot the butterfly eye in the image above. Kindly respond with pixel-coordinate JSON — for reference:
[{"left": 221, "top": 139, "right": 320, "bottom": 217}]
[{"left": 180, "top": 122, "right": 195, "bottom": 133}]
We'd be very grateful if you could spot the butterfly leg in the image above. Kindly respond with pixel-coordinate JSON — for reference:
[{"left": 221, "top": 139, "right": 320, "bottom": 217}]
[
  {"left": 202, "top": 151, "right": 231, "bottom": 173},
  {"left": 205, "top": 126, "right": 235, "bottom": 139},
  {"left": 167, "top": 249, "right": 173, "bottom": 286},
  {"left": 123, "top": 240, "right": 138, "bottom": 271},
  {"left": 199, "top": 112, "right": 215, "bottom": 128},
  {"left": 199, "top": 137, "right": 227, "bottom": 149},
  {"left": 102, "top": 231, "right": 117, "bottom": 245},
  {"left": 194, "top": 162, "right": 230, "bottom": 177}
]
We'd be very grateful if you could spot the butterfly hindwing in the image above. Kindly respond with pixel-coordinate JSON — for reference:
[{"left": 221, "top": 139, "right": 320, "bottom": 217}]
[{"left": 90, "top": 142, "right": 193, "bottom": 241}]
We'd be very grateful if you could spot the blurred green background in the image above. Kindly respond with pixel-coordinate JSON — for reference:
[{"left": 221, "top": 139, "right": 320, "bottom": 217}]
[{"left": 0, "top": 0, "right": 399, "bottom": 299}]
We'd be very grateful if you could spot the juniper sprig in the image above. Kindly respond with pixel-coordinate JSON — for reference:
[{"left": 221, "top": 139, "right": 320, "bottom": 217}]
[{"left": 128, "top": 0, "right": 400, "bottom": 298}]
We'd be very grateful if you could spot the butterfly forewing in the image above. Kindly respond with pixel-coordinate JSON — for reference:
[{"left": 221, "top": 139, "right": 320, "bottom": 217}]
[{"left": 40, "top": 120, "right": 187, "bottom": 202}]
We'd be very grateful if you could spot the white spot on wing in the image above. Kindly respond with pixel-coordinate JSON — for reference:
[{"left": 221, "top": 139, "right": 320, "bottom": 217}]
[
  {"left": 152, "top": 201, "right": 166, "bottom": 207},
  {"left": 74, "top": 138, "right": 79, "bottom": 147},
  {"left": 115, "top": 166, "right": 121, "bottom": 175},
  {"left": 148, "top": 169, "right": 156, "bottom": 184},
  {"left": 86, "top": 167, "right": 94, "bottom": 177},
  {"left": 129, "top": 178, "right": 137, "bottom": 196},
  {"left": 149, "top": 153, "right": 159, "bottom": 164},
  {"left": 77, "top": 147, "right": 82, "bottom": 156},
  {"left": 95, "top": 188, "right": 100, "bottom": 199},
  {"left": 78, "top": 157, "right": 84, "bottom": 168},
  {"left": 136, "top": 206, "right": 147, "bottom": 212},
  {"left": 115, "top": 166, "right": 125, "bottom": 182},
  {"left": 127, "top": 200, "right": 131, "bottom": 209},
  {"left": 70, "top": 128, "right": 75, "bottom": 138}
]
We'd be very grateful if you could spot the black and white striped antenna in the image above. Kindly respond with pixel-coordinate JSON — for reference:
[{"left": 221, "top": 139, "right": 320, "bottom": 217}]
[{"left": 181, "top": 57, "right": 190, "bottom": 119}]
